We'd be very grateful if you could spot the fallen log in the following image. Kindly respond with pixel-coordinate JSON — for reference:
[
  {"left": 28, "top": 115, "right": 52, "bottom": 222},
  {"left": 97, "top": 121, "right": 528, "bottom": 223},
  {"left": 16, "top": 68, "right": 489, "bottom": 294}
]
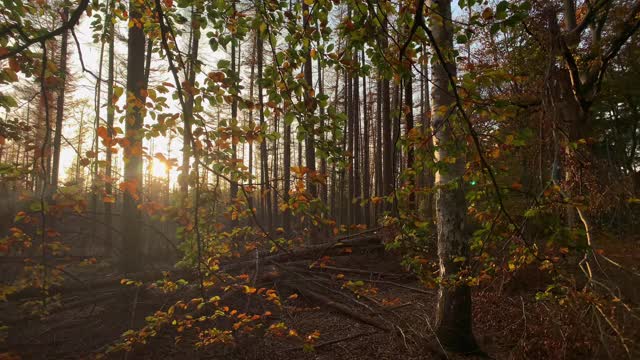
[
  {"left": 304, "top": 265, "right": 407, "bottom": 278},
  {"left": 221, "top": 235, "right": 383, "bottom": 273},
  {"left": 7, "top": 235, "right": 382, "bottom": 300},
  {"left": 284, "top": 331, "right": 379, "bottom": 352},
  {"left": 7, "top": 269, "right": 191, "bottom": 301},
  {"left": 291, "top": 284, "right": 390, "bottom": 331}
]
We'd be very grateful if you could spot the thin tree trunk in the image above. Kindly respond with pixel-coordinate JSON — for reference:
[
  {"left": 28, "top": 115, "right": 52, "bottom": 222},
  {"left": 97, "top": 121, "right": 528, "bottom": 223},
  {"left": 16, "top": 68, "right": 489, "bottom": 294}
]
[
  {"left": 353, "top": 59, "right": 361, "bottom": 225},
  {"left": 257, "top": 22, "right": 272, "bottom": 229},
  {"left": 303, "top": 1, "right": 317, "bottom": 199},
  {"left": 375, "top": 78, "right": 383, "bottom": 218},
  {"left": 272, "top": 113, "right": 279, "bottom": 227},
  {"left": 104, "top": 0, "right": 116, "bottom": 255},
  {"left": 303, "top": 1, "right": 317, "bottom": 241},
  {"left": 318, "top": 46, "right": 328, "bottom": 207},
  {"left": 405, "top": 74, "right": 414, "bottom": 204},
  {"left": 421, "top": 61, "right": 434, "bottom": 220},
  {"left": 229, "top": 0, "right": 239, "bottom": 203},
  {"left": 346, "top": 69, "right": 353, "bottom": 229},
  {"left": 181, "top": 1, "right": 202, "bottom": 205},
  {"left": 381, "top": 17, "right": 393, "bottom": 212},
  {"left": 51, "top": 8, "right": 69, "bottom": 195},
  {"left": 362, "top": 50, "right": 371, "bottom": 226}
]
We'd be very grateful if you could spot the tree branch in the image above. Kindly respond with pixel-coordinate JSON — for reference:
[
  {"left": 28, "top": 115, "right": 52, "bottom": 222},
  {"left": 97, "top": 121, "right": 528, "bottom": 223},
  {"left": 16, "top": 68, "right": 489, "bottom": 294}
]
[{"left": 0, "top": 0, "right": 89, "bottom": 60}]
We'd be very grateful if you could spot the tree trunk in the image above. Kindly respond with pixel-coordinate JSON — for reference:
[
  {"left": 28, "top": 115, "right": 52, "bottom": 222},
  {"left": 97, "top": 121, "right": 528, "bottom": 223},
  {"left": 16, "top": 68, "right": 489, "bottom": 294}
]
[
  {"left": 375, "top": 78, "right": 383, "bottom": 218},
  {"left": 257, "top": 23, "right": 272, "bottom": 229},
  {"left": 362, "top": 49, "right": 371, "bottom": 226},
  {"left": 229, "top": 0, "right": 239, "bottom": 203},
  {"left": 303, "top": 1, "right": 318, "bottom": 241},
  {"left": 181, "top": 1, "right": 202, "bottom": 205},
  {"left": 121, "top": 0, "right": 147, "bottom": 273},
  {"left": 51, "top": 8, "right": 69, "bottom": 195},
  {"left": 428, "top": 0, "right": 478, "bottom": 352},
  {"left": 104, "top": 0, "right": 116, "bottom": 255},
  {"left": 318, "top": 47, "right": 328, "bottom": 207},
  {"left": 421, "top": 61, "right": 434, "bottom": 220},
  {"left": 303, "top": 1, "right": 317, "bottom": 200},
  {"left": 353, "top": 59, "right": 361, "bottom": 225},
  {"left": 405, "top": 74, "right": 414, "bottom": 204},
  {"left": 381, "top": 17, "right": 393, "bottom": 212}
]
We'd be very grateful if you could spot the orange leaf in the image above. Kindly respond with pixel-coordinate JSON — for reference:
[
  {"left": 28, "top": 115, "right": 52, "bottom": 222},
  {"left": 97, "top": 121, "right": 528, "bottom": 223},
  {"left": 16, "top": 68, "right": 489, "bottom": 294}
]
[{"left": 9, "top": 57, "right": 20, "bottom": 72}]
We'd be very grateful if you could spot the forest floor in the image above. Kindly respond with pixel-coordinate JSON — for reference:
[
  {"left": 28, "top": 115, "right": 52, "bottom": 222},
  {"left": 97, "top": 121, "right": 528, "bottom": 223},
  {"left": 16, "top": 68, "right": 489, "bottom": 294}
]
[{"left": 2, "top": 231, "right": 639, "bottom": 359}]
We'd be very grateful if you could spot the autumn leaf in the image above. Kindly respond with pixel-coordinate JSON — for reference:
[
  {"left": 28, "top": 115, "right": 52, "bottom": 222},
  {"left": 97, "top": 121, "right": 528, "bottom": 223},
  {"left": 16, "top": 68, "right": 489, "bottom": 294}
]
[{"left": 8, "top": 57, "right": 20, "bottom": 72}]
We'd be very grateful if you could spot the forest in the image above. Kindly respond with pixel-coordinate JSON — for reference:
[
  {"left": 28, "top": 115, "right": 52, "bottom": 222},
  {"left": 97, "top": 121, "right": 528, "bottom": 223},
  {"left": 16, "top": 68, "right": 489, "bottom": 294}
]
[{"left": 0, "top": 0, "right": 639, "bottom": 358}]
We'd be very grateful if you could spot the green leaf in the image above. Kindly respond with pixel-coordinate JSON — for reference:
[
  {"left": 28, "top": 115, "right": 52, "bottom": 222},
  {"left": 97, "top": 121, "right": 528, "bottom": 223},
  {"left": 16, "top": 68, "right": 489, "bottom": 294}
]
[
  {"left": 453, "top": 256, "right": 467, "bottom": 263},
  {"left": 456, "top": 34, "right": 468, "bottom": 44},
  {"left": 217, "top": 59, "right": 231, "bottom": 69}
]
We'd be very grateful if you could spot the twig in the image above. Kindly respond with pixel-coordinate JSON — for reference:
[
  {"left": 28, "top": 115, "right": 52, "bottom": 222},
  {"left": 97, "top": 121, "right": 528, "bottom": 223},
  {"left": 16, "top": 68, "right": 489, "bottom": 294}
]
[
  {"left": 284, "top": 331, "right": 378, "bottom": 352},
  {"left": 0, "top": 0, "right": 90, "bottom": 60}
]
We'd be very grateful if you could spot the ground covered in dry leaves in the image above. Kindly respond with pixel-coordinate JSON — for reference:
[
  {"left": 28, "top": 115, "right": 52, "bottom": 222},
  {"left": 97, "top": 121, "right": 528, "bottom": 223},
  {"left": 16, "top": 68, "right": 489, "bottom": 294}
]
[{"left": 2, "top": 234, "right": 639, "bottom": 359}]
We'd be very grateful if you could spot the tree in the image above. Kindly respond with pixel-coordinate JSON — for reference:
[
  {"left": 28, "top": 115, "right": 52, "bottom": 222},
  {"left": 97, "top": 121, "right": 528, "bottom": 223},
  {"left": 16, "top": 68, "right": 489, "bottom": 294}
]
[
  {"left": 257, "top": 13, "right": 272, "bottom": 229},
  {"left": 104, "top": 0, "right": 116, "bottom": 255},
  {"left": 181, "top": 1, "right": 203, "bottom": 204},
  {"left": 50, "top": 7, "right": 70, "bottom": 195},
  {"left": 427, "top": 0, "right": 478, "bottom": 352},
  {"left": 121, "top": 0, "right": 147, "bottom": 273},
  {"left": 303, "top": 0, "right": 317, "bottom": 210}
]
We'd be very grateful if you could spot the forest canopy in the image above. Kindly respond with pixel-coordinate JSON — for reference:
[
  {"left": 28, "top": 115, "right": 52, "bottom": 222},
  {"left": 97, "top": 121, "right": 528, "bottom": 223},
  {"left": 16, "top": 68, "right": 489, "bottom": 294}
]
[{"left": 1, "top": 0, "right": 639, "bottom": 358}]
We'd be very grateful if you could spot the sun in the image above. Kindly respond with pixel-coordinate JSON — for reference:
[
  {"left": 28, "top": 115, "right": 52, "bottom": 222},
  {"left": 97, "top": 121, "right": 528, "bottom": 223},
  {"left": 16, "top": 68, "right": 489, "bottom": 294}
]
[{"left": 151, "top": 158, "right": 168, "bottom": 178}]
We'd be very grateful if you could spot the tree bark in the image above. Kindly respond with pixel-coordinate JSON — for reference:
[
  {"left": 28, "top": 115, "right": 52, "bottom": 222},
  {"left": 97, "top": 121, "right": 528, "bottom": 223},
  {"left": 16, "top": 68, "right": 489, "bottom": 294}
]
[
  {"left": 51, "top": 8, "right": 69, "bottom": 194},
  {"left": 121, "top": 0, "right": 147, "bottom": 273},
  {"left": 104, "top": 0, "right": 116, "bottom": 255},
  {"left": 257, "top": 23, "right": 272, "bottom": 229},
  {"left": 362, "top": 49, "right": 371, "bottom": 226},
  {"left": 181, "top": 1, "right": 203, "bottom": 205},
  {"left": 428, "top": 0, "right": 478, "bottom": 352},
  {"left": 381, "top": 17, "right": 393, "bottom": 212},
  {"left": 229, "top": 0, "right": 239, "bottom": 203}
]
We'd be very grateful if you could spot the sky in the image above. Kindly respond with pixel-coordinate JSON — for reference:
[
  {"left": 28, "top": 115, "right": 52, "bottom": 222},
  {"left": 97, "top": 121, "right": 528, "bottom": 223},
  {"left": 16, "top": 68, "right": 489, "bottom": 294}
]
[{"left": 3, "top": 1, "right": 469, "bottom": 190}]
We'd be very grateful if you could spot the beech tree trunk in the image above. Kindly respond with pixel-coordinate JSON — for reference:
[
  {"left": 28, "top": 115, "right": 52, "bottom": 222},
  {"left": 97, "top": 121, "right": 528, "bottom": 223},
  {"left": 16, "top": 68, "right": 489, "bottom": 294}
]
[
  {"left": 428, "top": 0, "right": 478, "bottom": 352},
  {"left": 121, "top": 0, "right": 147, "bottom": 273}
]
